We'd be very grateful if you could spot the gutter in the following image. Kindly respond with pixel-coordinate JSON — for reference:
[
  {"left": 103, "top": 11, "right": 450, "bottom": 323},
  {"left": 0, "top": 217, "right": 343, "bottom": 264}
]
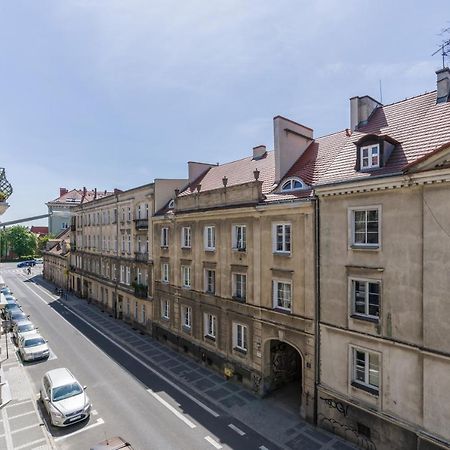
[{"left": 314, "top": 171, "right": 404, "bottom": 190}]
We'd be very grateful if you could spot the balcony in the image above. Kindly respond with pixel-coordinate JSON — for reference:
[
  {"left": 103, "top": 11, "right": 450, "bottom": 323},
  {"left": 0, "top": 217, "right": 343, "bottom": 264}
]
[
  {"left": 134, "top": 284, "right": 148, "bottom": 299},
  {"left": 134, "top": 218, "right": 148, "bottom": 230},
  {"left": 135, "top": 252, "right": 149, "bottom": 263}
]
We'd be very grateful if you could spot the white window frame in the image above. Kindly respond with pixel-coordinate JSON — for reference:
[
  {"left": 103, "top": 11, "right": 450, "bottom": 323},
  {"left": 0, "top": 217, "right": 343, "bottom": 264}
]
[
  {"left": 351, "top": 346, "right": 380, "bottom": 394},
  {"left": 161, "top": 299, "right": 169, "bottom": 319},
  {"left": 360, "top": 144, "right": 380, "bottom": 169},
  {"left": 204, "top": 313, "right": 217, "bottom": 339},
  {"left": 161, "top": 227, "right": 169, "bottom": 247},
  {"left": 233, "top": 323, "right": 248, "bottom": 352},
  {"left": 181, "top": 305, "right": 192, "bottom": 329},
  {"left": 232, "top": 224, "right": 247, "bottom": 251},
  {"left": 349, "top": 205, "right": 381, "bottom": 248},
  {"left": 272, "top": 223, "right": 291, "bottom": 254},
  {"left": 350, "top": 278, "right": 380, "bottom": 320},
  {"left": 204, "top": 226, "right": 216, "bottom": 251},
  {"left": 181, "top": 265, "right": 191, "bottom": 289},
  {"left": 181, "top": 227, "right": 191, "bottom": 249},
  {"left": 232, "top": 273, "right": 247, "bottom": 301},
  {"left": 205, "top": 269, "right": 216, "bottom": 294},
  {"left": 281, "top": 177, "right": 304, "bottom": 192},
  {"left": 273, "top": 280, "right": 292, "bottom": 311},
  {"left": 161, "top": 263, "right": 169, "bottom": 283},
  {"left": 125, "top": 266, "right": 131, "bottom": 285}
]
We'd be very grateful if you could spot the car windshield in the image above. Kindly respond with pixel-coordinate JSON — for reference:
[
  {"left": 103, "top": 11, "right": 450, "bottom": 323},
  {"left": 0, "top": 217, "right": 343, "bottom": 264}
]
[
  {"left": 52, "top": 383, "right": 83, "bottom": 401},
  {"left": 11, "top": 312, "right": 27, "bottom": 320},
  {"left": 6, "top": 304, "right": 20, "bottom": 311},
  {"left": 24, "top": 338, "right": 45, "bottom": 347},
  {"left": 18, "top": 324, "right": 34, "bottom": 332}
]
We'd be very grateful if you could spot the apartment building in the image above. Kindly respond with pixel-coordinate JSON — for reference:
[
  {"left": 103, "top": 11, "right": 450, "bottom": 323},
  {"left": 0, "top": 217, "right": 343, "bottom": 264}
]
[
  {"left": 43, "top": 228, "right": 70, "bottom": 289},
  {"left": 69, "top": 180, "right": 184, "bottom": 329},
  {"left": 315, "top": 69, "right": 450, "bottom": 450}
]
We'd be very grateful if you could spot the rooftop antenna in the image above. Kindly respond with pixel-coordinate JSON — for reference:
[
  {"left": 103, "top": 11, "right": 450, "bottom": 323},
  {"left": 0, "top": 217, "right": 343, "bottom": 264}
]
[
  {"left": 379, "top": 79, "right": 383, "bottom": 103},
  {"left": 432, "top": 27, "right": 450, "bottom": 69}
]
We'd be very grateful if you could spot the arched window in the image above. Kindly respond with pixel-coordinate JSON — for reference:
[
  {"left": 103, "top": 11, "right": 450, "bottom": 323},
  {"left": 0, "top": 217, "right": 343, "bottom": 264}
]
[
  {"left": 281, "top": 178, "right": 304, "bottom": 192},
  {"left": 168, "top": 199, "right": 175, "bottom": 209}
]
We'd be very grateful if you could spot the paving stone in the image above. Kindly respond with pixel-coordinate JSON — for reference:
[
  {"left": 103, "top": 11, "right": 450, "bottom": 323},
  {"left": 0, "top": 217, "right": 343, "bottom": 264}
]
[
  {"left": 204, "top": 387, "right": 231, "bottom": 399},
  {"left": 304, "top": 426, "right": 333, "bottom": 443},
  {"left": 208, "top": 373, "right": 226, "bottom": 383},
  {"left": 222, "top": 395, "right": 246, "bottom": 408},
  {"left": 332, "top": 441, "right": 357, "bottom": 450},
  {"left": 193, "top": 378, "right": 215, "bottom": 391},
  {"left": 11, "top": 425, "right": 45, "bottom": 449},
  {"left": 181, "top": 371, "right": 203, "bottom": 382},
  {"left": 168, "top": 364, "right": 188, "bottom": 374},
  {"left": 8, "top": 411, "right": 41, "bottom": 431},
  {"left": 286, "top": 434, "right": 322, "bottom": 450},
  {"left": 238, "top": 390, "right": 257, "bottom": 401},
  {"left": 6, "top": 400, "right": 34, "bottom": 417}
]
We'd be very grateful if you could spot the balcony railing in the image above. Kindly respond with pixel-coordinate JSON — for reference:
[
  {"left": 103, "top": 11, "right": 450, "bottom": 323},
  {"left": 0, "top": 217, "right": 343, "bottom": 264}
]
[
  {"left": 135, "top": 252, "right": 149, "bottom": 263},
  {"left": 134, "top": 284, "right": 148, "bottom": 299},
  {"left": 134, "top": 218, "right": 148, "bottom": 230}
]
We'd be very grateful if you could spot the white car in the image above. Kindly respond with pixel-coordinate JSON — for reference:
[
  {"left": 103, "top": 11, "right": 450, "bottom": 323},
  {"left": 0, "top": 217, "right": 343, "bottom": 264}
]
[
  {"left": 18, "top": 332, "right": 49, "bottom": 362},
  {"left": 40, "top": 368, "right": 91, "bottom": 427},
  {"left": 13, "top": 320, "right": 38, "bottom": 343}
]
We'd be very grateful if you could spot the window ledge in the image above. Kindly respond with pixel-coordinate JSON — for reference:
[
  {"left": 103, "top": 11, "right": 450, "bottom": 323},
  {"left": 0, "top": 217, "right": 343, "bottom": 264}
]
[
  {"left": 351, "top": 381, "right": 379, "bottom": 396},
  {"left": 232, "top": 296, "right": 246, "bottom": 303},
  {"left": 204, "top": 248, "right": 216, "bottom": 252},
  {"left": 182, "top": 325, "right": 191, "bottom": 333},
  {"left": 273, "top": 307, "right": 292, "bottom": 314},
  {"left": 205, "top": 290, "right": 216, "bottom": 296},
  {"left": 204, "top": 334, "right": 216, "bottom": 343},
  {"left": 350, "top": 245, "right": 380, "bottom": 251},
  {"left": 350, "top": 314, "right": 379, "bottom": 324},
  {"left": 273, "top": 251, "right": 291, "bottom": 257},
  {"left": 233, "top": 347, "right": 248, "bottom": 356},
  {"left": 161, "top": 316, "right": 170, "bottom": 322},
  {"left": 232, "top": 248, "right": 247, "bottom": 253}
]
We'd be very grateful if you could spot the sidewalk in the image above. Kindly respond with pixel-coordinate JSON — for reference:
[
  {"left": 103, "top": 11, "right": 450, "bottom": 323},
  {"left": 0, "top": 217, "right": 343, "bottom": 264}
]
[
  {"left": 0, "top": 330, "right": 53, "bottom": 450},
  {"left": 37, "top": 277, "right": 358, "bottom": 450}
]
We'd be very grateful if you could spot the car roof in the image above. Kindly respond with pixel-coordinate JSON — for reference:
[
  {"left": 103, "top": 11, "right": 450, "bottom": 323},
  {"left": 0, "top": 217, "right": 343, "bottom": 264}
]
[
  {"left": 45, "top": 368, "right": 77, "bottom": 387},
  {"left": 11, "top": 311, "right": 27, "bottom": 318},
  {"left": 16, "top": 320, "right": 33, "bottom": 327},
  {"left": 22, "top": 332, "right": 43, "bottom": 341}
]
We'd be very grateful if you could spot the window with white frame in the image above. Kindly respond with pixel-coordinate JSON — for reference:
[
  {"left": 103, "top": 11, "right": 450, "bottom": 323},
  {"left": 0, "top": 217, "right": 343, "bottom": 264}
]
[
  {"left": 232, "top": 273, "right": 247, "bottom": 301},
  {"left": 161, "top": 299, "right": 169, "bottom": 319},
  {"left": 351, "top": 279, "right": 380, "bottom": 319},
  {"left": 352, "top": 348, "right": 380, "bottom": 394},
  {"left": 181, "top": 227, "right": 191, "bottom": 248},
  {"left": 360, "top": 144, "right": 380, "bottom": 169},
  {"left": 127, "top": 234, "right": 132, "bottom": 253},
  {"left": 232, "top": 225, "right": 246, "bottom": 251},
  {"left": 205, "top": 269, "right": 216, "bottom": 294},
  {"left": 161, "top": 263, "right": 169, "bottom": 283},
  {"left": 273, "top": 223, "right": 291, "bottom": 254},
  {"left": 161, "top": 227, "right": 169, "bottom": 247},
  {"left": 281, "top": 178, "right": 303, "bottom": 192},
  {"left": 350, "top": 207, "right": 380, "bottom": 247},
  {"left": 233, "top": 323, "right": 248, "bottom": 352},
  {"left": 273, "top": 280, "right": 292, "bottom": 311},
  {"left": 204, "top": 313, "right": 216, "bottom": 339},
  {"left": 125, "top": 267, "right": 131, "bottom": 285},
  {"left": 137, "top": 268, "right": 142, "bottom": 284},
  {"left": 181, "top": 305, "right": 192, "bottom": 329},
  {"left": 181, "top": 265, "right": 191, "bottom": 288},
  {"left": 120, "top": 265, "right": 125, "bottom": 283},
  {"left": 204, "top": 226, "right": 216, "bottom": 251},
  {"left": 127, "top": 207, "right": 131, "bottom": 221}
]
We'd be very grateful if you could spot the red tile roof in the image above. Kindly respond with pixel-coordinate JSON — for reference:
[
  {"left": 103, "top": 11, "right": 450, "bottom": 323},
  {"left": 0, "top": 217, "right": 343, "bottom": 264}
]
[
  {"left": 30, "top": 226, "right": 48, "bottom": 235},
  {"left": 48, "top": 188, "right": 114, "bottom": 205}
]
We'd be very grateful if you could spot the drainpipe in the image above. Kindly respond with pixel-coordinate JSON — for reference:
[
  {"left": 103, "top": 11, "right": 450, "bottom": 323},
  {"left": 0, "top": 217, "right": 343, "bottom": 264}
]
[{"left": 313, "top": 195, "right": 321, "bottom": 426}]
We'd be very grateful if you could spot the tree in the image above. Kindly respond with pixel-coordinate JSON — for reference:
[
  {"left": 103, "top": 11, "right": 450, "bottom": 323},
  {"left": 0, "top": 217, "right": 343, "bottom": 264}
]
[{"left": 6, "top": 226, "right": 37, "bottom": 258}]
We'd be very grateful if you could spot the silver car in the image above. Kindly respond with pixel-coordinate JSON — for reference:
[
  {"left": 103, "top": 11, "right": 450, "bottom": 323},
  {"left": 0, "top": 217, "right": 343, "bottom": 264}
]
[
  {"left": 18, "top": 332, "right": 49, "bottom": 362},
  {"left": 13, "top": 320, "right": 38, "bottom": 342},
  {"left": 40, "top": 368, "right": 91, "bottom": 427}
]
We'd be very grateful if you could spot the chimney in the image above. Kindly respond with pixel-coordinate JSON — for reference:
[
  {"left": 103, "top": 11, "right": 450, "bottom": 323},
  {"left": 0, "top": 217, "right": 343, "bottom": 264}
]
[
  {"left": 436, "top": 67, "right": 450, "bottom": 103},
  {"left": 252, "top": 145, "right": 267, "bottom": 160},
  {"left": 94, "top": 188, "right": 97, "bottom": 199},
  {"left": 187, "top": 161, "right": 216, "bottom": 185},
  {"left": 350, "top": 96, "right": 383, "bottom": 131},
  {"left": 273, "top": 116, "right": 313, "bottom": 183},
  {"left": 59, "top": 187, "right": 68, "bottom": 197}
]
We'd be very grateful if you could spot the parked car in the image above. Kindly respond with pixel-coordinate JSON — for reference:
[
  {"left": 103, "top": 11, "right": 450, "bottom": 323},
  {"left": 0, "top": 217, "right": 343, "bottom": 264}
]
[
  {"left": 40, "top": 368, "right": 91, "bottom": 427},
  {"left": 17, "top": 260, "right": 36, "bottom": 268},
  {"left": 13, "top": 320, "right": 38, "bottom": 342},
  {"left": 3, "top": 303, "right": 22, "bottom": 319},
  {"left": 90, "top": 437, "right": 134, "bottom": 450},
  {"left": 18, "top": 332, "right": 49, "bottom": 362},
  {"left": 34, "top": 258, "right": 43, "bottom": 264},
  {"left": 8, "top": 310, "right": 29, "bottom": 330},
  {"left": 4, "top": 294, "right": 17, "bottom": 304},
  {"left": 1, "top": 287, "right": 12, "bottom": 296}
]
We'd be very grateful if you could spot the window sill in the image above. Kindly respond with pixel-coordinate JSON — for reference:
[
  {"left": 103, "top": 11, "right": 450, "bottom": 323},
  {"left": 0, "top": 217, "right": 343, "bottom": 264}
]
[
  {"left": 205, "top": 290, "right": 216, "bottom": 296},
  {"left": 350, "top": 244, "right": 380, "bottom": 251},
  {"left": 351, "top": 381, "right": 379, "bottom": 396},
  {"left": 182, "top": 325, "right": 191, "bottom": 333},
  {"left": 232, "top": 248, "right": 247, "bottom": 253},
  {"left": 273, "top": 251, "right": 291, "bottom": 257},
  {"left": 204, "top": 248, "right": 216, "bottom": 252},
  {"left": 204, "top": 334, "right": 216, "bottom": 343},
  {"left": 233, "top": 346, "right": 248, "bottom": 355},
  {"left": 181, "top": 247, "right": 191, "bottom": 250},
  {"left": 273, "top": 307, "right": 292, "bottom": 314},
  {"left": 232, "top": 296, "right": 246, "bottom": 303},
  {"left": 350, "top": 314, "right": 379, "bottom": 324},
  {"left": 181, "top": 286, "right": 191, "bottom": 290},
  {"left": 161, "top": 316, "right": 170, "bottom": 322},
  {"left": 161, "top": 246, "right": 169, "bottom": 250}
]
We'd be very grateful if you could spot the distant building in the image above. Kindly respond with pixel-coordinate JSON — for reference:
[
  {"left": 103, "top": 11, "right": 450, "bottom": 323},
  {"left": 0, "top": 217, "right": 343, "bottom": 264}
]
[
  {"left": 43, "top": 228, "right": 71, "bottom": 289},
  {"left": 46, "top": 187, "right": 113, "bottom": 236},
  {"left": 30, "top": 226, "right": 48, "bottom": 237}
]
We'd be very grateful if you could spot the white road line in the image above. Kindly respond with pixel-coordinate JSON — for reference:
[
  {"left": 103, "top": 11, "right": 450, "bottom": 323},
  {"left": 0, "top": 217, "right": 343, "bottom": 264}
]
[
  {"left": 10, "top": 423, "right": 41, "bottom": 434},
  {"left": 1, "top": 406, "right": 14, "bottom": 450},
  {"left": 53, "top": 418, "right": 105, "bottom": 442},
  {"left": 6, "top": 399, "right": 32, "bottom": 408},
  {"left": 259, "top": 446, "right": 270, "bottom": 450},
  {"left": 8, "top": 410, "right": 35, "bottom": 420},
  {"left": 147, "top": 389, "right": 196, "bottom": 429},
  {"left": 22, "top": 279, "right": 221, "bottom": 419},
  {"left": 14, "top": 437, "right": 46, "bottom": 450},
  {"left": 204, "top": 436, "right": 222, "bottom": 449},
  {"left": 228, "top": 423, "right": 246, "bottom": 436},
  {"left": 92, "top": 409, "right": 98, "bottom": 416}
]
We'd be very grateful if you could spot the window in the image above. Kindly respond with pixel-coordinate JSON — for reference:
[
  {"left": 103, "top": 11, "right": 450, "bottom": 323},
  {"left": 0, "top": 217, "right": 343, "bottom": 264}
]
[
  {"left": 181, "top": 227, "right": 191, "bottom": 248},
  {"left": 181, "top": 265, "right": 191, "bottom": 288},
  {"left": 232, "top": 225, "right": 246, "bottom": 251},
  {"left": 351, "top": 279, "right": 380, "bottom": 319},
  {"left": 161, "top": 263, "right": 169, "bottom": 283},
  {"left": 281, "top": 178, "right": 303, "bottom": 192},
  {"left": 352, "top": 348, "right": 380, "bottom": 394},
  {"left": 137, "top": 268, "right": 142, "bottom": 284},
  {"left": 161, "top": 227, "right": 169, "bottom": 247},
  {"left": 142, "top": 304, "right": 146, "bottom": 324},
  {"left": 273, "top": 223, "right": 291, "bottom": 254},
  {"left": 233, "top": 323, "right": 248, "bottom": 352},
  {"left": 351, "top": 207, "right": 380, "bottom": 247},
  {"left": 134, "top": 301, "right": 138, "bottom": 320},
  {"left": 181, "top": 305, "right": 192, "bottom": 329},
  {"left": 205, "top": 269, "right": 216, "bottom": 294},
  {"left": 120, "top": 265, "right": 125, "bottom": 284},
  {"left": 204, "top": 313, "right": 216, "bottom": 339},
  {"left": 273, "top": 281, "right": 292, "bottom": 311},
  {"left": 361, "top": 144, "right": 379, "bottom": 169},
  {"left": 233, "top": 273, "right": 246, "bottom": 301},
  {"left": 161, "top": 300, "right": 169, "bottom": 319},
  {"left": 204, "top": 226, "right": 215, "bottom": 251},
  {"left": 125, "top": 267, "right": 131, "bottom": 285},
  {"left": 127, "top": 234, "right": 132, "bottom": 253},
  {"left": 127, "top": 207, "right": 131, "bottom": 221}
]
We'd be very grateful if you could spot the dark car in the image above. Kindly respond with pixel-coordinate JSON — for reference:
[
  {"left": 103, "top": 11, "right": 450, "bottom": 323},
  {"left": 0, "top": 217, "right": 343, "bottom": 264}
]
[
  {"left": 1, "top": 287, "right": 12, "bottom": 296},
  {"left": 3, "top": 303, "right": 21, "bottom": 319},
  {"left": 9, "top": 310, "right": 28, "bottom": 330},
  {"left": 4, "top": 295, "right": 17, "bottom": 304},
  {"left": 17, "top": 260, "right": 36, "bottom": 268}
]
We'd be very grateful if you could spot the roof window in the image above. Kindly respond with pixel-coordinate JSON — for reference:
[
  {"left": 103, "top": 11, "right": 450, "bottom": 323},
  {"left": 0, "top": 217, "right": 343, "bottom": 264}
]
[
  {"left": 360, "top": 144, "right": 380, "bottom": 169},
  {"left": 281, "top": 178, "right": 304, "bottom": 192},
  {"left": 355, "top": 134, "right": 399, "bottom": 172}
]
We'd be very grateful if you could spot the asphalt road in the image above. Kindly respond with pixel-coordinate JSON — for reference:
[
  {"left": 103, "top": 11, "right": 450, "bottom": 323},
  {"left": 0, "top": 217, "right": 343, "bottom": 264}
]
[{"left": 1, "top": 263, "right": 276, "bottom": 450}]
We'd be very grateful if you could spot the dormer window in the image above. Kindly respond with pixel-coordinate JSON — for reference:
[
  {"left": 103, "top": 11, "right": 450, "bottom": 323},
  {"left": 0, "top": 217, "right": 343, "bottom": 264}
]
[
  {"left": 168, "top": 199, "right": 175, "bottom": 209},
  {"left": 361, "top": 144, "right": 380, "bottom": 169},
  {"left": 281, "top": 178, "right": 303, "bottom": 192}
]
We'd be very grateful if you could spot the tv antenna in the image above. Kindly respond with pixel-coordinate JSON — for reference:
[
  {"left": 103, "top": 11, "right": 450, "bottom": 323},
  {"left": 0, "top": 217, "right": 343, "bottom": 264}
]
[{"left": 432, "top": 27, "right": 450, "bottom": 69}]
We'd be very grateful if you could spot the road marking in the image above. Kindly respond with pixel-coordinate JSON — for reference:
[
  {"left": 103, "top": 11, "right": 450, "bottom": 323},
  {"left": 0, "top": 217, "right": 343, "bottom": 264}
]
[
  {"left": 204, "top": 436, "right": 222, "bottom": 449},
  {"left": 259, "top": 446, "right": 270, "bottom": 450},
  {"left": 53, "top": 418, "right": 105, "bottom": 442},
  {"left": 228, "top": 423, "right": 246, "bottom": 436},
  {"left": 92, "top": 409, "right": 98, "bottom": 416},
  {"left": 11, "top": 423, "right": 41, "bottom": 434},
  {"left": 14, "top": 437, "right": 46, "bottom": 450},
  {"left": 47, "top": 348, "right": 57, "bottom": 360},
  {"left": 6, "top": 399, "right": 33, "bottom": 408},
  {"left": 8, "top": 410, "right": 36, "bottom": 420},
  {"left": 1, "top": 406, "right": 14, "bottom": 450},
  {"left": 23, "top": 279, "right": 221, "bottom": 418},
  {"left": 147, "top": 389, "right": 196, "bottom": 429}
]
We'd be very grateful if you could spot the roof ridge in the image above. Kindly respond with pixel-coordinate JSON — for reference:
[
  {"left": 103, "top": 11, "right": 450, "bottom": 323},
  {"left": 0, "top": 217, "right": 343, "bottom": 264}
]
[{"left": 380, "top": 90, "right": 436, "bottom": 109}]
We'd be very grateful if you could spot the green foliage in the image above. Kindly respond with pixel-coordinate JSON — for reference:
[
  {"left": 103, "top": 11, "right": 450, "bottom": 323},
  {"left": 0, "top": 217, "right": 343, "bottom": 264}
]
[
  {"left": 5, "top": 226, "right": 37, "bottom": 258},
  {"left": 37, "top": 235, "right": 50, "bottom": 255}
]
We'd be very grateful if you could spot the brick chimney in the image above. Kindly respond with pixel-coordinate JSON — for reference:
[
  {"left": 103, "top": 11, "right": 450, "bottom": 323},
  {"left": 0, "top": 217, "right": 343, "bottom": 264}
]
[
  {"left": 252, "top": 145, "right": 267, "bottom": 160},
  {"left": 350, "top": 95, "right": 383, "bottom": 131},
  {"left": 59, "top": 187, "right": 68, "bottom": 197},
  {"left": 436, "top": 67, "right": 450, "bottom": 103}
]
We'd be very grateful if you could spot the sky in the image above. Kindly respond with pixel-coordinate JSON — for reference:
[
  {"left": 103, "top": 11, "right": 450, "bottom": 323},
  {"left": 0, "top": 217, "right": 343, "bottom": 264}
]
[{"left": 0, "top": 0, "right": 448, "bottom": 227}]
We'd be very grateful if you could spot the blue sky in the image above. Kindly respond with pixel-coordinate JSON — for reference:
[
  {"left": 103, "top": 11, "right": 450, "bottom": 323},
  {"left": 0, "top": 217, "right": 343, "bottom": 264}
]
[{"left": 0, "top": 0, "right": 448, "bottom": 227}]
